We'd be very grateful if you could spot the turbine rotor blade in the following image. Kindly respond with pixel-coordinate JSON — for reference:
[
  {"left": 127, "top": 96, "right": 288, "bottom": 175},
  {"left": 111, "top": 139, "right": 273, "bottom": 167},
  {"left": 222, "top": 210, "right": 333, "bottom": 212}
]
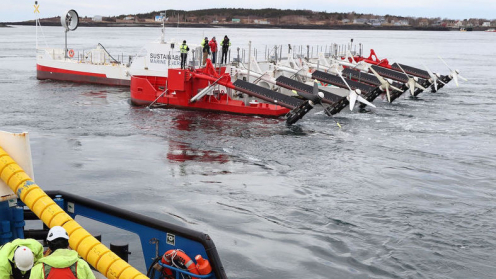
[
  {"left": 336, "top": 70, "right": 353, "bottom": 91},
  {"left": 391, "top": 85, "right": 403, "bottom": 92},
  {"left": 370, "top": 66, "right": 387, "bottom": 84},
  {"left": 438, "top": 56, "right": 453, "bottom": 72},
  {"left": 357, "top": 95, "right": 376, "bottom": 108},
  {"left": 415, "top": 82, "right": 427, "bottom": 91},
  {"left": 423, "top": 63, "right": 438, "bottom": 92},
  {"left": 349, "top": 91, "right": 357, "bottom": 111},
  {"left": 396, "top": 63, "right": 411, "bottom": 80},
  {"left": 409, "top": 79, "right": 416, "bottom": 96}
]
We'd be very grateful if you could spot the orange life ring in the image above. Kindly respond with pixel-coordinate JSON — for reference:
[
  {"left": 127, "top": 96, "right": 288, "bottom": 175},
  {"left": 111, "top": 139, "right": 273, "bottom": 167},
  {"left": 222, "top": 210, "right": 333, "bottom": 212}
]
[
  {"left": 68, "top": 49, "right": 75, "bottom": 58},
  {"left": 161, "top": 249, "right": 200, "bottom": 279}
]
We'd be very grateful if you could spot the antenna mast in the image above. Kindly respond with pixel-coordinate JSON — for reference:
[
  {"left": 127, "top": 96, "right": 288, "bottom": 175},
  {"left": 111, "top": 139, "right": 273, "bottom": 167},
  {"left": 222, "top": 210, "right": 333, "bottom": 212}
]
[
  {"left": 161, "top": 11, "right": 166, "bottom": 44},
  {"left": 34, "top": 1, "right": 40, "bottom": 49}
]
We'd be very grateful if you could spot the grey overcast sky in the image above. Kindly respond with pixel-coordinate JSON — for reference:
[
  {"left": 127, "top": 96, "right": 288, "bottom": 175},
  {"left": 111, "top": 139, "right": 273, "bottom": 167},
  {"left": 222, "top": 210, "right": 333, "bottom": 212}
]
[{"left": 1, "top": 0, "right": 494, "bottom": 22}]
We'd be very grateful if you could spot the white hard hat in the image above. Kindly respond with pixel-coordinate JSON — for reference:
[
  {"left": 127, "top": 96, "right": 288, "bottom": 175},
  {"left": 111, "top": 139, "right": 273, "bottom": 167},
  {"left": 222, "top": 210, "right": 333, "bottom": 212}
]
[
  {"left": 47, "top": 226, "right": 69, "bottom": 241},
  {"left": 14, "top": 246, "right": 34, "bottom": 271}
]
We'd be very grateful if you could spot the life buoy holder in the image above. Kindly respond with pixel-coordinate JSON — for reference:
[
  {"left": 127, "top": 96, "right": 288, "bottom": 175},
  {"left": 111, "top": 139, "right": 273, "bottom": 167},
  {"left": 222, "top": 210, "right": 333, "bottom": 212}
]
[
  {"left": 68, "top": 49, "right": 75, "bottom": 58},
  {"left": 161, "top": 249, "right": 201, "bottom": 279}
]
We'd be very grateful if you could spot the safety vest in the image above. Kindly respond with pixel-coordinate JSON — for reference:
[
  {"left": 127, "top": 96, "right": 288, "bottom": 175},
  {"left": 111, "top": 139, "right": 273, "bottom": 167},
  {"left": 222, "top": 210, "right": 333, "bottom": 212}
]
[
  {"left": 202, "top": 40, "right": 210, "bottom": 53},
  {"left": 221, "top": 38, "right": 231, "bottom": 49},
  {"left": 0, "top": 239, "right": 43, "bottom": 279},
  {"left": 43, "top": 262, "right": 77, "bottom": 279},
  {"left": 180, "top": 44, "right": 189, "bottom": 54}
]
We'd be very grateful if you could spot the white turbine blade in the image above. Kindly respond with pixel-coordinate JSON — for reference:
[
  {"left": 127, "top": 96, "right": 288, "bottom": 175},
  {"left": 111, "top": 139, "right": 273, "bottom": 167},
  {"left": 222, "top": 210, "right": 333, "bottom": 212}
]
[
  {"left": 354, "top": 61, "right": 367, "bottom": 71},
  {"left": 438, "top": 56, "right": 453, "bottom": 72},
  {"left": 423, "top": 63, "right": 434, "bottom": 77},
  {"left": 303, "top": 64, "right": 310, "bottom": 74},
  {"left": 363, "top": 63, "right": 371, "bottom": 71},
  {"left": 396, "top": 63, "right": 410, "bottom": 80},
  {"left": 422, "top": 63, "right": 438, "bottom": 91},
  {"left": 349, "top": 91, "right": 357, "bottom": 111},
  {"left": 415, "top": 82, "right": 427, "bottom": 91},
  {"left": 386, "top": 86, "right": 391, "bottom": 103},
  {"left": 329, "top": 63, "right": 342, "bottom": 75},
  {"left": 370, "top": 66, "right": 386, "bottom": 84},
  {"left": 391, "top": 85, "right": 403, "bottom": 92},
  {"left": 337, "top": 70, "right": 353, "bottom": 91},
  {"left": 313, "top": 80, "right": 319, "bottom": 95},
  {"left": 453, "top": 74, "right": 459, "bottom": 87},
  {"left": 357, "top": 95, "right": 376, "bottom": 108},
  {"left": 432, "top": 75, "right": 438, "bottom": 92},
  {"left": 458, "top": 74, "right": 468, "bottom": 82},
  {"left": 409, "top": 79, "right": 416, "bottom": 96}
]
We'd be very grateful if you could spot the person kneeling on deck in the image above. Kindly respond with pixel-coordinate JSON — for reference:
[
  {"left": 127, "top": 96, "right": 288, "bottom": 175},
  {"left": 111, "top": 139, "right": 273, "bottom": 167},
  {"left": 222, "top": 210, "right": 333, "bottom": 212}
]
[
  {"left": 180, "top": 40, "right": 189, "bottom": 69},
  {"left": 0, "top": 238, "right": 43, "bottom": 279},
  {"left": 30, "top": 226, "right": 95, "bottom": 279},
  {"left": 201, "top": 36, "right": 211, "bottom": 66}
]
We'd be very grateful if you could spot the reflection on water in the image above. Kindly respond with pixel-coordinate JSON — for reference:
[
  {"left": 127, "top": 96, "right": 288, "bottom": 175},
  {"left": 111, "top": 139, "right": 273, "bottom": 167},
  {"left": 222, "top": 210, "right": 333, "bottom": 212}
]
[{"left": 167, "top": 140, "right": 229, "bottom": 163}]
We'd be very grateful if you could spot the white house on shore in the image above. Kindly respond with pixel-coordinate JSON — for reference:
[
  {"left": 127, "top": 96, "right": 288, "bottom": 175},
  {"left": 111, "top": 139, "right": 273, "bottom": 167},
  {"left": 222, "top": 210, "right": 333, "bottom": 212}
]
[
  {"left": 353, "top": 18, "right": 368, "bottom": 24},
  {"left": 393, "top": 20, "right": 409, "bottom": 26},
  {"left": 454, "top": 21, "right": 464, "bottom": 28}
]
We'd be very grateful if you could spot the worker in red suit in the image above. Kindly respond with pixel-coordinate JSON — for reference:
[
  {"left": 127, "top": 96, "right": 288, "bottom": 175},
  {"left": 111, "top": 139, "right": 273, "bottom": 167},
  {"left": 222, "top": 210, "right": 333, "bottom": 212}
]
[{"left": 208, "top": 37, "right": 218, "bottom": 64}]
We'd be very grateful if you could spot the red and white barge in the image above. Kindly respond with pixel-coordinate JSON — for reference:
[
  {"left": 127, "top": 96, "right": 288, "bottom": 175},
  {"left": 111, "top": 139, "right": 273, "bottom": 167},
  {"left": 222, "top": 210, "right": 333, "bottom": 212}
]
[{"left": 131, "top": 60, "right": 291, "bottom": 117}]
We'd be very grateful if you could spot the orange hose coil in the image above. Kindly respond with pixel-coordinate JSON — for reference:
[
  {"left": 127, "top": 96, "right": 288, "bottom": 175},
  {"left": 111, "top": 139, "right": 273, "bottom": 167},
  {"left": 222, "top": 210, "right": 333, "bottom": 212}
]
[{"left": 0, "top": 147, "right": 148, "bottom": 279}]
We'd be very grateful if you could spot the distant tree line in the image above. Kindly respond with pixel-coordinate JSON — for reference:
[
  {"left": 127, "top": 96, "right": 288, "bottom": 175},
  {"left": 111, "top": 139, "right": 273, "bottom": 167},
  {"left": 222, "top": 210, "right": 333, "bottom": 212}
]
[{"left": 20, "top": 8, "right": 494, "bottom": 29}]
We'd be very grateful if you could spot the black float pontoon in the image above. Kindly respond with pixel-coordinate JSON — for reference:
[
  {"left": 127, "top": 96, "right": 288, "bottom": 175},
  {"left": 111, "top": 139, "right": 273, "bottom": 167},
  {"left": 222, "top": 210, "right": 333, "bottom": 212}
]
[
  {"left": 342, "top": 68, "right": 406, "bottom": 103},
  {"left": 233, "top": 79, "right": 304, "bottom": 109},
  {"left": 311, "top": 70, "right": 383, "bottom": 106},
  {"left": 275, "top": 76, "right": 349, "bottom": 116}
]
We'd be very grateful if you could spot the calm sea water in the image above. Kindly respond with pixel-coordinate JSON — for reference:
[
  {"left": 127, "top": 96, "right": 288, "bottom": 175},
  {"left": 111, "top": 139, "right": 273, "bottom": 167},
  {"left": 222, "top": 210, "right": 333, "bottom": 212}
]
[{"left": 1, "top": 25, "right": 496, "bottom": 279}]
